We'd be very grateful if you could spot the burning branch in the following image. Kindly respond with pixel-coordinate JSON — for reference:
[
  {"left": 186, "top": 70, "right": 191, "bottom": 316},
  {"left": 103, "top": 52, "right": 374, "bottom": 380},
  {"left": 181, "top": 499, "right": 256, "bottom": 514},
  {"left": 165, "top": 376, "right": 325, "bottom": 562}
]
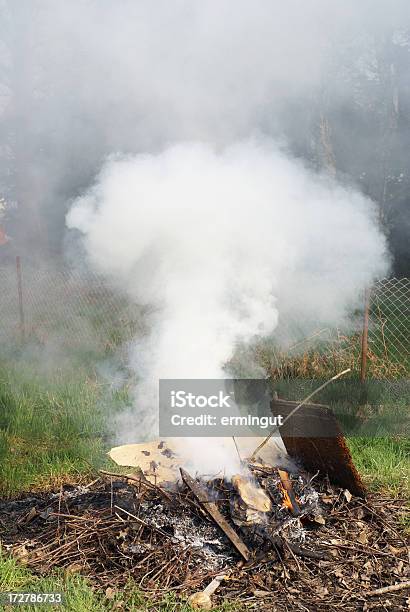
[{"left": 180, "top": 467, "right": 251, "bottom": 561}]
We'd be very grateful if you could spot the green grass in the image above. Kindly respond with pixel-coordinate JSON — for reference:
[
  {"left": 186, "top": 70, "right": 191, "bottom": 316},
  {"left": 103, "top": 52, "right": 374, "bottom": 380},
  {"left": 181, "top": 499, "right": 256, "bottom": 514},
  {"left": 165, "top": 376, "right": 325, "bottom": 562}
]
[
  {"left": 0, "top": 361, "right": 128, "bottom": 497},
  {"left": 348, "top": 436, "right": 410, "bottom": 496},
  {"left": 0, "top": 551, "right": 240, "bottom": 611}
]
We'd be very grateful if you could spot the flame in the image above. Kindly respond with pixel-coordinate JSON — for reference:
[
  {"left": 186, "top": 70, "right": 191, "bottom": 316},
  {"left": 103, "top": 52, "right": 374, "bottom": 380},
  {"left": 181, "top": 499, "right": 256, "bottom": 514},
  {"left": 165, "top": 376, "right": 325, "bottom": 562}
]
[
  {"left": 277, "top": 469, "right": 300, "bottom": 514},
  {"left": 278, "top": 481, "right": 294, "bottom": 511}
]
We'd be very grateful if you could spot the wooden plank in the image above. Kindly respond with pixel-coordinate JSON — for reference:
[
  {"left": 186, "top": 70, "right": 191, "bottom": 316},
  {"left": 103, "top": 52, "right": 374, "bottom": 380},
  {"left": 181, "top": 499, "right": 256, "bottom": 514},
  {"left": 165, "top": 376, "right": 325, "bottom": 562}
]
[
  {"left": 180, "top": 468, "right": 251, "bottom": 561},
  {"left": 273, "top": 399, "right": 366, "bottom": 497}
]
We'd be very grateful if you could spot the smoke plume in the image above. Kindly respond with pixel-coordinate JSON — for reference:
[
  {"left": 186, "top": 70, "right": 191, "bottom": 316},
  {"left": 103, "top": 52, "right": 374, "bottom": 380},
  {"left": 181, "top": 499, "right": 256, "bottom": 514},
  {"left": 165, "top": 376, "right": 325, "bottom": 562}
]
[{"left": 67, "top": 140, "right": 389, "bottom": 447}]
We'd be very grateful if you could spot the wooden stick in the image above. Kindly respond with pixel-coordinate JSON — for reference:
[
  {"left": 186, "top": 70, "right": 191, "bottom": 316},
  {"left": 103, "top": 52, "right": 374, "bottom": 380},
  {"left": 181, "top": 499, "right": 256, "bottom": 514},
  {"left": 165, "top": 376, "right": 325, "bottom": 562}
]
[
  {"left": 366, "top": 580, "right": 410, "bottom": 597},
  {"left": 180, "top": 468, "right": 251, "bottom": 561},
  {"left": 360, "top": 288, "right": 370, "bottom": 383},
  {"left": 203, "top": 573, "right": 229, "bottom": 596},
  {"left": 16, "top": 255, "right": 25, "bottom": 343},
  {"left": 188, "top": 562, "right": 243, "bottom": 609},
  {"left": 99, "top": 468, "right": 173, "bottom": 502},
  {"left": 232, "top": 436, "right": 242, "bottom": 463},
  {"left": 250, "top": 368, "right": 351, "bottom": 461},
  {"left": 286, "top": 542, "right": 329, "bottom": 561}
]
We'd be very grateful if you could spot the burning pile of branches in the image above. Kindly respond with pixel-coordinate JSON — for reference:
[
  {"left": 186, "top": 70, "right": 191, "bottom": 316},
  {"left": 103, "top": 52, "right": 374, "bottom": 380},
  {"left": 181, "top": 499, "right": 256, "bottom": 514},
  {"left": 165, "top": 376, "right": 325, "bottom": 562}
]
[{"left": 0, "top": 462, "right": 408, "bottom": 611}]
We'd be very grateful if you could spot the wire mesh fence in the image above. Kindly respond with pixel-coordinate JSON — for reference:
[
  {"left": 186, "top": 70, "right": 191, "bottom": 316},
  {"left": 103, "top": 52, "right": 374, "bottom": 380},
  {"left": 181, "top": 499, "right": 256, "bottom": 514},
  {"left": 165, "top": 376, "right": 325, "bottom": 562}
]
[
  {"left": 231, "top": 280, "right": 410, "bottom": 383},
  {"left": 0, "top": 257, "right": 409, "bottom": 381},
  {"left": 367, "top": 277, "right": 410, "bottom": 379},
  {"left": 0, "top": 258, "right": 142, "bottom": 361}
]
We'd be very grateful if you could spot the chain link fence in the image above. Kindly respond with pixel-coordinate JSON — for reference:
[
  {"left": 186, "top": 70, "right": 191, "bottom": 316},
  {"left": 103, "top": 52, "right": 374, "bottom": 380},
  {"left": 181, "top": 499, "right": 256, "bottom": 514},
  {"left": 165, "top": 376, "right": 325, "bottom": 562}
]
[
  {"left": 368, "top": 278, "right": 410, "bottom": 379},
  {"left": 232, "top": 279, "right": 410, "bottom": 383},
  {"left": 0, "top": 259, "right": 142, "bottom": 363},
  {"left": 0, "top": 257, "right": 409, "bottom": 381}
]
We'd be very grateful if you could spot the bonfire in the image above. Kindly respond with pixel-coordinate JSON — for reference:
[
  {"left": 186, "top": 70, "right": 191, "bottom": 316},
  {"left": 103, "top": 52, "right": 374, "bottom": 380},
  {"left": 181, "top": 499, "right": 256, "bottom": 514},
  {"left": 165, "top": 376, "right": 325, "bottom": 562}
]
[{"left": 1, "top": 393, "right": 408, "bottom": 611}]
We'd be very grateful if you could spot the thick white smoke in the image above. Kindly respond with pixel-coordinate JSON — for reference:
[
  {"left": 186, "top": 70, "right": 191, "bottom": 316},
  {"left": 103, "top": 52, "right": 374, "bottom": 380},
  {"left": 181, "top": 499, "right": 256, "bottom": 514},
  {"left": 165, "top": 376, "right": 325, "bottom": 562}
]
[{"left": 67, "top": 139, "right": 389, "bottom": 455}]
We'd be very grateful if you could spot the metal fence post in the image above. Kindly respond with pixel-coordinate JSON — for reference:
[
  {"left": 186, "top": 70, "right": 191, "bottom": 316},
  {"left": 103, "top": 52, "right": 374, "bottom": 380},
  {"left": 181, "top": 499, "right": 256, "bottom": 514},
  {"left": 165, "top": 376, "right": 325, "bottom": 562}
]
[
  {"left": 360, "top": 287, "right": 370, "bottom": 383},
  {"left": 16, "top": 255, "right": 25, "bottom": 343}
]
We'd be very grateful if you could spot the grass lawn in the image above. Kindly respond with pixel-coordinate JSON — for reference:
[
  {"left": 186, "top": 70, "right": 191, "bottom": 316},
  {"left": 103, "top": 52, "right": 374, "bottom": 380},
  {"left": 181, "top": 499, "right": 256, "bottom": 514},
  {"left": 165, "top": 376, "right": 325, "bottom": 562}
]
[
  {"left": 0, "top": 359, "right": 408, "bottom": 610},
  {"left": 0, "top": 362, "right": 118, "bottom": 497},
  {"left": 348, "top": 436, "right": 409, "bottom": 497}
]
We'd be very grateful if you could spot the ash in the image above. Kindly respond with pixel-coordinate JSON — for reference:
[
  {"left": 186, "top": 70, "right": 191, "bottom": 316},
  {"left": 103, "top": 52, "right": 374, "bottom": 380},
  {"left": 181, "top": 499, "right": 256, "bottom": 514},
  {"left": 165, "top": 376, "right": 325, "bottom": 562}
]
[{"left": 138, "top": 499, "right": 233, "bottom": 569}]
